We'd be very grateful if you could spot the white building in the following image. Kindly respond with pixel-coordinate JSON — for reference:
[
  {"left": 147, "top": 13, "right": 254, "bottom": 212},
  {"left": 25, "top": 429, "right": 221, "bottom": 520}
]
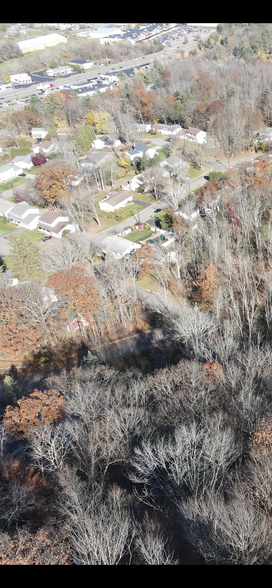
[
  {"left": 100, "top": 234, "right": 141, "bottom": 259},
  {"left": 125, "top": 143, "right": 157, "bottom": 161},
  {"left": 11, "top": 154, "right": 33, "bottom": 170},
  {"left": 37, "top": 211, "right": 76, "bottom": 239},
  {"left": 152, "top": 124, "right": 182, "bottom": 135},
  {"left": 7, "top": 202, "right": 41, "bottom": 230},
  {"left": 67, "top": 59, "right": 93, "bottom": 70},
  {"left": 99, "top": 191, "right": 133, "bottom": 212},
  {"left": 0, "top": 197, "right": 14, "bottom": 217},
  {"left": 0, "top": 164, "right": 21, "bottom": 183},
  {"left": 31, "top": 128, "right": 48, "bottom": 140},
  {"left": 17, "top": 33, "right": 67, "bottom": 55},
  {"left": 91, "top": 136, "right": 121, "bottom": 150},
  {"left": 180, "top": 127, "right": 207, "bottom": 144},
  {"left": 45, "top": 66, "right": 73, "bottom": 77},
  {"left": 10, "top": 73, "right": 32, "bottom": 85}
]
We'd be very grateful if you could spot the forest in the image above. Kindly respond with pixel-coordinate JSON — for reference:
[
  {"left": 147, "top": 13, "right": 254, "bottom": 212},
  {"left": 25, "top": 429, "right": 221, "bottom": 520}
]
[{"left": 2, "top": 24, "right": 272, "bottom": 565}]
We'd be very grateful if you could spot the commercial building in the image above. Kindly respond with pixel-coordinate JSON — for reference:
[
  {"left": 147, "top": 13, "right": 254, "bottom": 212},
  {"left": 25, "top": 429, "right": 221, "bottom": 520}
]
[
  {"left": 17, "top": 33, "right": 67, "bottom": 55},
  {"left": 10, "top": 73, "right": 32, "bottom": 85}
]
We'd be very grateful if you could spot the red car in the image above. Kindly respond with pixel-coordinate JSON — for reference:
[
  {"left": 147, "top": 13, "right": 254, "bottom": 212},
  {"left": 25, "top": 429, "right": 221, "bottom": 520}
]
[{"left": 42, "top": 236, "right": 52, "bottom": 242}]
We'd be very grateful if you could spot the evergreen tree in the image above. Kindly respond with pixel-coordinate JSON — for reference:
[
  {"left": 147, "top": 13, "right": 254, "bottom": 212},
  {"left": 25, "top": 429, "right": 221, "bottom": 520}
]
[
  {"left": 75, "top": 125, "right": 96, "bottom": 155},
  {"left": 8, "top": 233, "right": 44, "bottom": 282}
]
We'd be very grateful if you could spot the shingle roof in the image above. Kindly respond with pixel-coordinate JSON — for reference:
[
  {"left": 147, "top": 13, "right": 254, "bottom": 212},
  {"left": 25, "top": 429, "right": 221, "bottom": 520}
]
[
  {"left": 101, "top": 191, "right": 133, "bottom": 206},
  {"left": 38, "top": 211, "right": 65, "bottom": 224},
  {"left": 100, "top": 235, "right": 140, "bottom": 256}
]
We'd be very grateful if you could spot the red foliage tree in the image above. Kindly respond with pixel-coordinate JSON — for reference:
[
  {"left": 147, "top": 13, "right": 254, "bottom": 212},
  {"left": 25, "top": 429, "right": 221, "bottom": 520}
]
[{"left": 31, "top": 153, "right": 46, "bottom": 166}]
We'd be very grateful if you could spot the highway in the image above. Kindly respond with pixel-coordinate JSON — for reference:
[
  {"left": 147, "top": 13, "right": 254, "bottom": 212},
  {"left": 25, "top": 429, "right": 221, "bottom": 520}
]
[{"left": 0, "top": 28, "right": 209, "bottom": 105}]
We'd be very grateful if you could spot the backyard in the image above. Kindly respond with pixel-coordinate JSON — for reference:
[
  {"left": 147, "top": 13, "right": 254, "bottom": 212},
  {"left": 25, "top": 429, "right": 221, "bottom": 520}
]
[{"left": 0, "top": 217, "right": 16, "bottom": 235}]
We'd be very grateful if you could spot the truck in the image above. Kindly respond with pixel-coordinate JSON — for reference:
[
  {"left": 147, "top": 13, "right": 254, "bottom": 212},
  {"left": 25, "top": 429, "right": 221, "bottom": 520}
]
[{"left": 36, "top": 83, "right": 54, "bottom": 92}]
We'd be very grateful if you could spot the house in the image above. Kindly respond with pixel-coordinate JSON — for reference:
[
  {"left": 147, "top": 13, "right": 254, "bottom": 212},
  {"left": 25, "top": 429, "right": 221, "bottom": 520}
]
[
  {"left": 99, "top": 191, "right": 133, "bottom": 212},
  {"left": 32, "top": 139, "right": 55, "bottom": 155},
  {"left": 0, "top": 197, "right": 14, "bottom": 217},
  {"left": 99, "top": 235, "right": 141, "bottom": 259},
  {"left": 0, "top": 164, "right": 22, "bottom": 184},
  {"left": 6, "top": 201, "right": 41, "bottom": 230},
  {"left": 45, "top": 66, "right": 73, "bottom": 77},
  {"left": 254, "top": 127, "right": 272, "bottom": 143},
  {"left": 11, "top": 153, "right": 33, "bottom": 170},
  {"left": 67, "top": 59, "right": 93, "bottom": 70},
  {"left": 31, "top": 128, "right": 48, "bottom": 140},
  {"left": 81, "top": 151, "right": 109, "bottom": 170},
  {"left": 180, "top": 127, "right": 207, "bottom": 144},
  {"left": 152, "top": 124, "right": 182, "bottom": 135},
  {"left": 160, "top": 155, "right": 185, "bottom": 177},
  {"left": 37, "top": 211, "right": 76, "bottom": 239},
  {"left": 121, "top": 174, "right": 145, "bottom": 192},
  {"left": 125, "top": 143, "right": 157, "bottom": 161},
  {"left": 91, "top": 136, "right": 121, "bottom": 150},
  {"left": 129, "top": 123, "right": 151, "bottom": 133}
]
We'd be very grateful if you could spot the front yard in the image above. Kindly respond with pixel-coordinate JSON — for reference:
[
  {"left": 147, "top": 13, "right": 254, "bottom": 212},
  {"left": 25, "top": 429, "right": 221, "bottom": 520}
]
[
  {"left": 0, "top": 218, "right": 16, "bottom": 236},
  {"left": 123, "top": 229, "right": 152, "bottom": 242}
]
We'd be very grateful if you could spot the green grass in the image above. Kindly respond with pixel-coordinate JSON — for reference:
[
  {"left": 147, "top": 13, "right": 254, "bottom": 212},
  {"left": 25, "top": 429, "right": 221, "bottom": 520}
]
[
  {"left": 6, "top": 229, "right": 44, "bottom": 244},
  {"left": 0, "top": 176, "right": 28, "bottom": 193},
  {"left": 133, "top": 193, "right": 155, "bottom": 204},
  {"left": 186, "top": 163, "right": 211, "bottom": 180},
  {"left": 157, "top": 147, "right": 171, "bottom": 160},
  {"left": 124, "top": 229, "right": 152, "bottom": 242},
  {"left": 0, "top": 218, "right": 16, "bottom": 235}
]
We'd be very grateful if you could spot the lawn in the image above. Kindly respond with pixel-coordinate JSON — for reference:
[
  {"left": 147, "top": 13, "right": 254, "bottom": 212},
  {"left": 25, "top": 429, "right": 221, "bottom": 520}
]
[
  {"left": 0, "top": 218, "right": 16, "bottom": 236},
  {"left": 6, "top": 228, "right": 44, "bottom": 244},
  {"left": 186, "top": 163, "right": 211, "bottom": 180},
  {"left": 124, "top": 229, "right": 152, "bottom": 242},
  {"left": 86, "top": 201, "right": 147, "bottom": 234},
  {"left": 0, "top": 177, "right": 28, "bottom": 193},
  {"left": 157, "top": 147, "right": 171, "bottom": 161}
]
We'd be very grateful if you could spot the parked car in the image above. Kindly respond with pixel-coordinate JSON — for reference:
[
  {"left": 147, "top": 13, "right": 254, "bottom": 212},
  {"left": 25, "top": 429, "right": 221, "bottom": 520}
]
[
  {"left": 18, "top": 172, "right": 26, "bottom": 177},
  {"left": 42, "top": 236, "right": 52, "bottom": 242},
  {"left": 154, "top": 208, "right": 162, "bottom": 213}
]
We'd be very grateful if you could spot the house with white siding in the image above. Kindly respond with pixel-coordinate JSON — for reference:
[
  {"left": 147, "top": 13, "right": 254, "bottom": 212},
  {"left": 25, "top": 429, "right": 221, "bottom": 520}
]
[
  {"left": 99, "top": 191, "right": 133, "bottom": 212},
  {"left": 6, "top": 201, "right": 41, "bottom": 230},
  {"left": 0, "top": 164, "right": 22, "bottom": 183},
  {"left": 180, "top": 127, "right": 207, "bottom": 143},
  {"left": 37, "top": 211, "right": 76, "bottom": 239}
]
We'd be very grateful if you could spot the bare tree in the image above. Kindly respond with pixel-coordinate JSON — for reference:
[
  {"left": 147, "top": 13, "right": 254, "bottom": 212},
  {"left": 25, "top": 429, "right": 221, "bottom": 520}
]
[
  {"left": 27, "top": 422, "right": 73, "bottom": 475},
  {"left": 135, "top": 513, "right": 178, "bottom": 565}
]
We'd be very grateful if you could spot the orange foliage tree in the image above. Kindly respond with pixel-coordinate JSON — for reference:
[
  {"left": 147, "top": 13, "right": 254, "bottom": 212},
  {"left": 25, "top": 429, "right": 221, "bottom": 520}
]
[
  {"left": 131, "top": 242, "right": 155, "bottom": 279},
  {"left": 2, "top": 389, "right": 65, "bottom": 440},
  {"left": 200, "top": 264, "right": 217, "bottom": 309},
  {"left": 34, "top": 160, "right": 75, "bottom": 205},
  {"left": 47, "top": 266, "right": 100, "bottom": 323},
  {"left": 131, "top": 82, "right": 157, "bottom": 122},
  {"left": 0, "top": 528, "right": 72, "bottom": 565}
]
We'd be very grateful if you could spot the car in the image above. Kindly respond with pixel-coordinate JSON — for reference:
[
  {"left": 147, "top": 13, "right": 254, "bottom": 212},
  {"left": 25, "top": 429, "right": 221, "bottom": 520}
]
[
  {"left": 42, "top": 236, "right": 52, "bottom": 242},
  {"left": 18, "top": 172, "right": 26, "bottom": 177},
  {"left": 154, "top": 208, "right": 162, "bottom": 213}
]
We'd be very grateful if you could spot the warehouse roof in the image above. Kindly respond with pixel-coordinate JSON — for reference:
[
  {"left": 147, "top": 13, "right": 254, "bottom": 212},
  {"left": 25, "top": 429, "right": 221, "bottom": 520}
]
[{"left": 18, "top": 33, "right": 66, "bottom": 51}]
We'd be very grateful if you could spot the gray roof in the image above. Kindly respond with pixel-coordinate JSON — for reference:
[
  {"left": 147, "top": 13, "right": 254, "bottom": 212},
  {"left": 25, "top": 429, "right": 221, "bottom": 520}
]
[
  {"left": 101, "top": 191, "right": 133, "bottom": 206},
  {"left": 7, "top": 202, "right": 39, "bottom": 220},
  {"left": 0, "top": 198, "right": 14, "bottom": 214},
  {"left": 82, "top": 151, "right": 109, "bottom": 169},
  {"left": 100, "top": 235, "right": 140, "bottom": 256},
  {"left": 161, "top": 155, "right": 184, "bottom": 168},
  {"left": 13, "top": 154, "right": 32, "bottom": 164},
  {"left": 0, "top": 164, "right": 21, "bottom": 174},
  {"left": 128, "top": 143, "right": 152, "bottom": 155}
]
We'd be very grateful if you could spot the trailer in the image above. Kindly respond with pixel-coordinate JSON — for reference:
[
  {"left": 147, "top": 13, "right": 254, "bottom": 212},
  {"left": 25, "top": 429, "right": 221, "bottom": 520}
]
[{"left": 36, "top": 82, "right": 54, "bottom": 91}]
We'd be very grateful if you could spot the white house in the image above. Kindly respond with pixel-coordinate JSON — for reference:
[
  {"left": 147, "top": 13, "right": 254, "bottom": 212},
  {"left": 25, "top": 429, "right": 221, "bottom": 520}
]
[
  {"left": 180, "top": 127, "right": 207, "bottom": 144},
  {"left": 11, "top": 154, "right": 33, "bottom": 170},
  {"left": 91, "top": 136, "right": 121, "bottom": 150},
  {"left": 0, "top": 164, "right": 22, "bottom": 183},
  {"left": 99, "top": 191, "right": 133, "bottom": 212},
  {"left": 37, "top": 211, "right": 76, "bottom": 239},
  {"left": 125, "top": 143, "right": 157, "bottom": 161},
  {"left": 10, "top": 73, "right": 32, "bottom": 85},
  {"left": 32, "top": 139, "right": 55, "bottom": 155},
  {"left": 7, "top": 201, "right": 41, "bottom": 230},
  {"left": 0, "top": 197, "right": 14, "bottom": 217},
  {"left": 31, "top": 128, "right": 48, "bottom": 140},
  {"left": 130, "top": 123, "right": 151, "bottom": 133},
  {"left": 100, "top": 234, "right": 141, "bottom": 259},
  {"left": 152, "top": 124, "right": 182, "bottom": 135},
  {"left": 121, "top": 174, "right": 145, "bottom": 192}
]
